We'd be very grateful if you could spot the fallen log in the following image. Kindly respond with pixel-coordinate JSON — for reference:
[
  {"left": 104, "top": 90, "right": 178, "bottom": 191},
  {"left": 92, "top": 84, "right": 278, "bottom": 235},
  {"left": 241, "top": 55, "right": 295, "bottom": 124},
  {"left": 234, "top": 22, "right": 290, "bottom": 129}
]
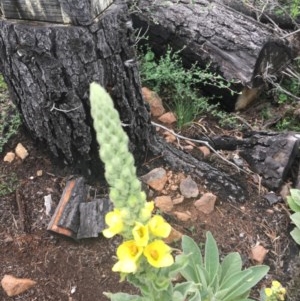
[
  {"left": 132, "top": 0, "right": 296, "bottom": 89},
  {"left": 189, "top": 131, "right": 300, "bottom": 190}
]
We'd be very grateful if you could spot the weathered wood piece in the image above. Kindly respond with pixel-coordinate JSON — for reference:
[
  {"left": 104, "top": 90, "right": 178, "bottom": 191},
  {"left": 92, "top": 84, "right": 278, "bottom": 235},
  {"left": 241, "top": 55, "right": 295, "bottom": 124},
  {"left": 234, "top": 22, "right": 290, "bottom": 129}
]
[
  {"left": 132, "top": 0, "right": 294, "bottom": 88},
  {"left": 0, "top": 0, "right": 114, "bottom": 25},
  {"left": 240, "top": 132, "right": 300, "bottom": 190},
  {"left": 48, "top": 177, "right": 113, "bottom": 239},
  {"left": 57, "top": 177, "right": 86, "bottom": 233},
  {"left": 47, "top": 178, "right": 79, "bottom": 237},
  {"left": 77, "top": 198, "right": 112, "bottom": 239}
]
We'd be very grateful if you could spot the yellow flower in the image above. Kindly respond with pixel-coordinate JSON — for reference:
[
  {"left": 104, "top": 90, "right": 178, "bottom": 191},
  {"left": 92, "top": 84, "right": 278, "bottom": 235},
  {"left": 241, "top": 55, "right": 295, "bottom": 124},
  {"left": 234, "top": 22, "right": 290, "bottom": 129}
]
[
  {"left": 148, "top": 215, "right": 171, "bottom": 238},
  {"left": 133, "top": 222, "right": 149, "bottom": 246},
  {"left": 143, "top": 240, "right": 174, "bottom": 268},
  {"left": 272, "top": 280, "right": 281, "bottom": 289},
  {"left": 140, "top": 201, "right": 154, "bottom": 221},
  {"left": 102, "top": 209, "right": 124, "bottom": 238},
  {"left": 112, "top": 240, "right": 143, "bottom": 273},
  {"left": 264, "top": 288, "right": 272, "bottom": 297}
]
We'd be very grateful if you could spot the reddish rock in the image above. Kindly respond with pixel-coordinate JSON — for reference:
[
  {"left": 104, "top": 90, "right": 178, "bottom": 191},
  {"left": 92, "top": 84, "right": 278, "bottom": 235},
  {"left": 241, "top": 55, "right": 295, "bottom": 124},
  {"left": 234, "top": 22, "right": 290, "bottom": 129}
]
[
  {"left": 163, "top": 131, "right": 176, "bottom": 143},
  {"left": 164, "top": 227, "right": 183, "bottom": 243},
  {"left": 140, "top": 167, "right": 168, "bottom": 191},
  {"left": 172, "top": 196, "right": 184, "bottom": 204},
  {"left": 15, "top": 143, "right": 29, "bottom": 160},
  {"left": 179, "top": 176, "right": 199, "bottom": 198},
  {"left": 154, "top": 196, "right": 173, "bottom": 212},
  {"left": 198, "top": 146, "right": 211, "bottom": 157},
  {"left": 158, "top": 112, "right": 177, "bottom": 124},
  {"left": 3, "top": 152, "right": 15, "bottom": 163},
  {"left": 250, "top": 244, "right": 268, "bottom": 264},
  {"left": 173, "top": 211, "right": 191, "bottom": 221},
  {"left": 1, "top": 275, "right": 36, "bottom": 297},
  {"left": 194, "top": 192, "right": 217, "bottom": 214},
  {"left": 142, "top": 87, "right": 165, "bottom": 117}
]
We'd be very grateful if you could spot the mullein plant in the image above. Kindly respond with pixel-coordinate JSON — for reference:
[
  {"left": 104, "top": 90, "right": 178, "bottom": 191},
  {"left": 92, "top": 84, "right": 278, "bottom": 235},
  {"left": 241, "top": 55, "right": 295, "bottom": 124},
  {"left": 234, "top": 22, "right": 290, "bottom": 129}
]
[
  {"left": 90, "top": 83, "right": 177, "bottom": 301},
  {"left": 90, "top": 82, "right": 270, "bottom": 301}
]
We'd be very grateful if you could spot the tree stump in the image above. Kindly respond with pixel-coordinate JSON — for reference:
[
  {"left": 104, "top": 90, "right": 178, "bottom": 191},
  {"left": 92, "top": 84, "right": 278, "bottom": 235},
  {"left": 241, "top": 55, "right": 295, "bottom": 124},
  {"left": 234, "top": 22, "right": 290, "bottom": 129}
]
[{"left": 0, "top": 0, "right": 152, "bottom": 163}]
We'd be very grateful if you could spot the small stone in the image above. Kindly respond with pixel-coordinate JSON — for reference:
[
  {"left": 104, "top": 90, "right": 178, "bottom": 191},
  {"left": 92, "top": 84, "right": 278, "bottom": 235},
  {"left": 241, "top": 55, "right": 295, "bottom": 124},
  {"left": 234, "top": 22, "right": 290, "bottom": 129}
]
[
  {"left": 172, "top": 196, "right": 185, "bottom": 204},
  {"left": 250, "top": 244, "right": 268, "bottom": 264},
  {"left": 194, "top": 192, "right": 217, "bottom": 214},
  {"left": 173, "top": 211, "right": 191, "bottom": 221},
  {"left": 198, "top": 146, "right": 211, "bottom": 157},
  {"left": 179, "top": 176, "right": 199, "bottom": 198},
  {"left": 36, "top": 170, "right": 43, "bottom": 177},
  {"left": 185, "top": 140, "right": 196, "bottom": 147},
  {"left": 15, "top": 143, "right": 29, "bottom": 160},
  {"left": 163, "top": 131, "right": 176, "bottom": 143},
  {"left": 142, "top": 87, "right": 165, "bottom": 117},
  {"left": 140, "top": 167, "right": 168, "bottom": 191},
  {"left": 154, "top": 196, "right": 173, "bottom": 212},
  {"left": 183, "top": 145, "right": 194, "bottom": 151},
  {"left": 164, "top": 227, "right": 183, "bottom": 243},
  {"left": 158, "top": 112, "right": 177, "bottom": 124},
  {"left": 3, "top": 152, "right": 15, "bottom": 163},
  {"left": 170, "top": 185, "right": 178, "bottom": 191},
  {"left": 263, "top": 192, "right": 280, "bottom": 205},
  {"left": 1, "top": 275, "right": 36, "bottom": 297}
]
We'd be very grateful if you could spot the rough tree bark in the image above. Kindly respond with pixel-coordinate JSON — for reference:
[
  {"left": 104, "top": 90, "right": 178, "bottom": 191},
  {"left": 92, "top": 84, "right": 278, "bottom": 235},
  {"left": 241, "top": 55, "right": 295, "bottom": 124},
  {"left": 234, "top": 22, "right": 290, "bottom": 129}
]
[{"left": 132, "top": 0, "right": 295, "bottom": 89}]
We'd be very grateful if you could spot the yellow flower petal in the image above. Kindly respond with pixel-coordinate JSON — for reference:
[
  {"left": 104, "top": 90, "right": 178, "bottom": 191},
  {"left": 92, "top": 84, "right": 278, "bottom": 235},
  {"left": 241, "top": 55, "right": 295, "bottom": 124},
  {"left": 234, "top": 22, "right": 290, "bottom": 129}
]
[
  {"left": 117, "top": 240, "right": 143, "bottom": 261},
  {"left": 102, "top": 209, "right": 124, "bottom": 238},
  {"left": 148, "top": 215, "right": 171, "bottom": 238},
  {"left": 264, "top": 288, "right": 272, "bottom": 297},
  {"left": 112, "top": 259, "right": 138, "bottom": 273},
  {"left": 272, "top": 280, "right": 281, "bottom": 289},
  {"left": 112, "top": 241, "right": 143, "bottom": 273},
  {"left": 133, "top": 222, "right": 149, "bottom": 246},
  {"left": 143, "top": 240, "right": 174, "bottom": 268}
]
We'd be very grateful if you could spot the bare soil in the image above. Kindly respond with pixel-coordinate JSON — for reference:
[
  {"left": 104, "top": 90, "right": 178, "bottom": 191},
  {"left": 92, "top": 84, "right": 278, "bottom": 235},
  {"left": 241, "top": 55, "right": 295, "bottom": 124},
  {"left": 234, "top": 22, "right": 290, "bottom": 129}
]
[{"left": 1, "top": 92, "right": 300, "bottom": 300}]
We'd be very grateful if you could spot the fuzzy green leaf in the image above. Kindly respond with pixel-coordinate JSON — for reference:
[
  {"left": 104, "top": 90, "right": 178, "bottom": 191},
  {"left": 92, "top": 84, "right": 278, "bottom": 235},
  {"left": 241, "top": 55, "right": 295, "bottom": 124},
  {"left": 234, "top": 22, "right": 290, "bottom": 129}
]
[
  {"left": 173, "top": 282, "right": 201, "bottom": 301},
  {"left": 291, "top": 227, "right": 300, "bottom": 245},
  {"left": 287, "top": 195, "right": 300, "bottom": 212},
  {"left": 290, "top": 189, "right": 300, "bottom": 205},
  {"left": 204, "top": 232, "right": 220, "bottom": 285},
  {"left": 219, "top": 252, "right": 242, "bottom": 285},
  {"left": 221, "top": 265, "right": 269, "bottom": 301},
  {"left": 290, "top": 212, "right": 300, "bottom": 229},
  {"left": 180, "top": 235, "right": 204, "bottom": 283},
  {"left": 103, "top": 292, "right": 142, "bottom": 301}
]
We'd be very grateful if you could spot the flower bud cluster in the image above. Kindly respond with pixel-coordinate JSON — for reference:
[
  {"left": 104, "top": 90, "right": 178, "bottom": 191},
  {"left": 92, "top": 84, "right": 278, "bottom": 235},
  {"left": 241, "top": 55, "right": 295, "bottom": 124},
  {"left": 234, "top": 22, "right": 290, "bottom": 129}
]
[
  {"left": 264, "top": 281, "right": 286, "bottom": 301},
  {"left": 90, "top": 83, "right": 146, "bottom": 224}
]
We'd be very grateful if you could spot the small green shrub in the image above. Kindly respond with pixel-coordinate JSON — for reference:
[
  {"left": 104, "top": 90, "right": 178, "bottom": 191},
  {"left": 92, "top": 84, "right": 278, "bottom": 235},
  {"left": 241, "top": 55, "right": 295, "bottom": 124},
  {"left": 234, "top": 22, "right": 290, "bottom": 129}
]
[
  {"left": 139, "top": 46, "right": 236, "bottom": 129},
  {"left": 287, "top": 189, "right": 300, "bottom": 245},
  {"left": 0, "top": 173, "right": 18, "bottom": 196}
]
